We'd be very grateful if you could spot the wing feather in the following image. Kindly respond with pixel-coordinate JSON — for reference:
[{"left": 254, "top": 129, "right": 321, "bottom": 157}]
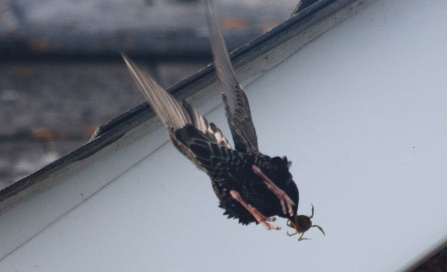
[
  {"left": 123, "top": 55, "right": 191, "bottom": 130},
  {"left": 204, "top": 0, "right": 259, "bottom": 153},
  {"left": 123, "top": 54, "right": 231, "bottom": 168}
]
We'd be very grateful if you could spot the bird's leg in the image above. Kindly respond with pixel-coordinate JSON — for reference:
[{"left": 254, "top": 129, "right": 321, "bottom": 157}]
[
  {"left": 252, "top": 165, "right": 295, "bottom": 216},
  {"left": 229, "top": 190, "right": 280, "bottom": 230}
]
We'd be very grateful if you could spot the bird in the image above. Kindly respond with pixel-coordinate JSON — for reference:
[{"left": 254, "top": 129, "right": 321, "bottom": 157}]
[{"left": 122, "top": 0, "right": 324, "bottom": 240}]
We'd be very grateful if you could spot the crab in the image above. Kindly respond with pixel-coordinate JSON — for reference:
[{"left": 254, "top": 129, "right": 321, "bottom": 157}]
[{"left": 286, "top": 204, "right": 325, "bottom": 241}]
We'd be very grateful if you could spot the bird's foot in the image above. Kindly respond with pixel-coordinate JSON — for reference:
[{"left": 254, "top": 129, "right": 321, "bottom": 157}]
[
  {"left": 251, "top": 165, "right": 295, "bottom": 216},
  {"left": 230, "top": 190, "right": 280, "bottom": 230}
]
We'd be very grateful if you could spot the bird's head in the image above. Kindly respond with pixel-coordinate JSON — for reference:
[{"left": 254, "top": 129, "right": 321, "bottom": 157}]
[{"left": 286, "top": 204, "right": 325, "bottom": 241}]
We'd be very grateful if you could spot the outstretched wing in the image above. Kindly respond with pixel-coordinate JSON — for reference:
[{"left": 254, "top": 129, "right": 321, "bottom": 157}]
[
  {"left": 204, "top": 0, "right": 259, "bottom": 153},
  {"left": 123, "top": 55, "right": 191, "bottom": 130},
  {"left": 123, "top": 55, "right": 231, "bottom": 169}
]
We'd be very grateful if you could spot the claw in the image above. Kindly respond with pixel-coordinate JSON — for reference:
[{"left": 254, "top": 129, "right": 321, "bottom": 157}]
[
  {"left": 312, "top": 224, "right": 325, "bottom": 236},
  {"left": 230, "top": 190, "right": 281, "bottom": 231},
  {"left": 309, "top": 204, "right": 315, "bottom": 219},
  {"left": 261, "top": 220, "right": 281, "bottom": 230}
]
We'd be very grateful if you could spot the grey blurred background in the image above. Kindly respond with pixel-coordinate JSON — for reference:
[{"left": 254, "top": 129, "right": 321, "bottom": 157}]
[{"left": 0, "top": 0, "right": 300, "bottom": 189}]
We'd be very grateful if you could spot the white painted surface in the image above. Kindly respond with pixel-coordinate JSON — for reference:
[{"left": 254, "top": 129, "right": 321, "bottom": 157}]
[{"left": 1, "top": 0, "right": 447, "bottom": 271}]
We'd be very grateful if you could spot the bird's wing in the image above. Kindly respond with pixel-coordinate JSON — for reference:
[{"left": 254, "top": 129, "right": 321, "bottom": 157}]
[
  {"left": 174, "top": 124, "right": 242, "bottom": 177},
  {"left": 123, "top": 55, "right": 232, "bottom": 168},
  {"left": 123, "top": 55, "right": 191, "bottom": 130},
  {"left": 181, "top": 99, "right": 230, "bottom": 148},
  {"left": 204, "top": 0, "right": 259, "bottom": 153}
]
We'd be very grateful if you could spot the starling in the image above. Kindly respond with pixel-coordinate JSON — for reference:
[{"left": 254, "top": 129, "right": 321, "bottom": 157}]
[{"left": 122, "top": 0, "right": 324, "bottom": 239}]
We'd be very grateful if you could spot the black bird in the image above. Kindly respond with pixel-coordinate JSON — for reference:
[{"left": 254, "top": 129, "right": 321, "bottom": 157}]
[{"left": 123, "top": 0, "right": 324, "bottom": 239}]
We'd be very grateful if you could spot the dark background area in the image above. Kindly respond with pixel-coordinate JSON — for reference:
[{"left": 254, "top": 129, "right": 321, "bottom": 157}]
[
  {"left": 0, "top": 0, "right": 293, "bottom": 188},
  {"left": 0, "top": 57, "right": 211, "bottom": 187}
]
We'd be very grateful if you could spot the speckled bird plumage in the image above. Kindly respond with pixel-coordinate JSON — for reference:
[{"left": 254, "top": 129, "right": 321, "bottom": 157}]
[
  {"left": 172, "top": 123, "right": 297, "bottom": 226},
  {"left": 123, "top": 0, "right": 324, "bottom": 238}
]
